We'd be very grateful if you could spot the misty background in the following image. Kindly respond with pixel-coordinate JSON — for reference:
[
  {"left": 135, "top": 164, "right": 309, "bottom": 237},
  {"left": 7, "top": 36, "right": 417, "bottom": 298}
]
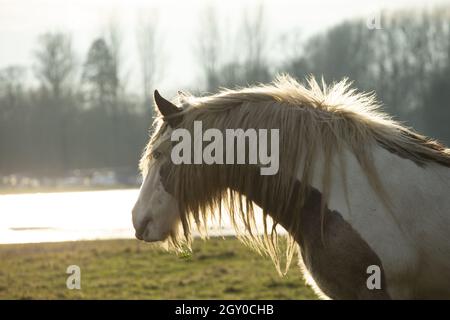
[{"left": 1, "top": 0, "right": 450, "bottom": 190}]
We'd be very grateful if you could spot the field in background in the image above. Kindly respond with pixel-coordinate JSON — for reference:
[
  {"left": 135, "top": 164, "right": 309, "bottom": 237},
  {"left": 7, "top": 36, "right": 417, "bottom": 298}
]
[{"left": 0, "top": 237, "right": 317, "bottom": 299}]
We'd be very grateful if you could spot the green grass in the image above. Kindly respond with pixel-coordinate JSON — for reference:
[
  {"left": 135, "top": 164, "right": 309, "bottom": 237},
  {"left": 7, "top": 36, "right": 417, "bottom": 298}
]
[{"left": 0, "top": 237, "right": 317, "bottom": 299}]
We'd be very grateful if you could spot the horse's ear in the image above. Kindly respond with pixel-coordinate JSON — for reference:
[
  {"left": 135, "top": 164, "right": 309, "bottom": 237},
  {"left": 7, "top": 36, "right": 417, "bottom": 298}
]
[{"left": 154, "top": 90, "right": 182, "bottom": 127}]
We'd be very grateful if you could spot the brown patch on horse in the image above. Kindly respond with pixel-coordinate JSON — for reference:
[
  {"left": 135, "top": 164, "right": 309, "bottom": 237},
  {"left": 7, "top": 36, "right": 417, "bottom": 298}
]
[
  {"left": 229, "top": 167, "right": 391, "bottom": 299},
  {"left": 293, "top": 187, "right": 390, "bottom": 299}
]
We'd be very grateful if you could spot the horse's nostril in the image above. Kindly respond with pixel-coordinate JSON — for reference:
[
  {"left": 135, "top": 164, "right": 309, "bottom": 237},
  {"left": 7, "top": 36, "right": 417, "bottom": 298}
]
[
  {"left": 135, "top": 216, "right": 153, "bottom": 240},
  {"left": 135, "top": 231, "right": 144, "bottom": 240}
]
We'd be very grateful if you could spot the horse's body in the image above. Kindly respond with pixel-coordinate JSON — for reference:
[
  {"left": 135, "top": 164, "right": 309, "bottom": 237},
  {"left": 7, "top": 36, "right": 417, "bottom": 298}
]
[
  {"left": 293, "top": 144, "right": 450, "bottom": 298},
  {"left": 132, "top": 75, "right": 450, "bottom": 299}
]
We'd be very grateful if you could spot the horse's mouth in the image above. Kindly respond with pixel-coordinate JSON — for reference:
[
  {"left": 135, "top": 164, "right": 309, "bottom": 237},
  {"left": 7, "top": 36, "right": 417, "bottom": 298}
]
[
  {"left": 138, "top": 234, "right": 167, "bottom": 243},
  {"left": 135, "top": 230, "right": 161, "bottom": 243},
  {"left": 135, "top": 220, "right": 170, "bottom": 243}
]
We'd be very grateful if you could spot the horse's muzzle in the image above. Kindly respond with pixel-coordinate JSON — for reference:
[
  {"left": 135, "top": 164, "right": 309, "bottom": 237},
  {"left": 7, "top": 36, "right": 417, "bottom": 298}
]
[{"left": 133, "top": 214, "right": 153, "bottom": 241}]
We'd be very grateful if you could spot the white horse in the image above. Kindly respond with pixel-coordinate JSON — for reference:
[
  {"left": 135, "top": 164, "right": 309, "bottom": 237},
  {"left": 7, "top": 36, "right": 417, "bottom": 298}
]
[{"left": 132, "top": 75, "right": 450, "bottom": 299}]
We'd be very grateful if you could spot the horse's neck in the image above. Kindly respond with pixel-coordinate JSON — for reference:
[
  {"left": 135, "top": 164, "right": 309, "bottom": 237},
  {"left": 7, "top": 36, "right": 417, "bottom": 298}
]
[
  {"left": 319, "top": 143, "right": 450, "bottom": 220},
  {"left": 226, "top": 144, "right": 450, "bottom": 243}
]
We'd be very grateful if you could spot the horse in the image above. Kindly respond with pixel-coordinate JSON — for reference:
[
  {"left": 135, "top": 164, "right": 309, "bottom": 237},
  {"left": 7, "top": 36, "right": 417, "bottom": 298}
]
[{"left": 132, "top": 75, "right": 450, "bottom": 299}]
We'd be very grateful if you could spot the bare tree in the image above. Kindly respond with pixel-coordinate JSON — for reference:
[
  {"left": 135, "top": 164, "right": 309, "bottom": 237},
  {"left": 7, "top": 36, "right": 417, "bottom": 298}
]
[
  {"left": 33, "top": 32, "right": 75, "bottom": 174},
  {"left": 34, "top": 32, "right": 75, "bottom": 99},
  {"left": 0, "top": 65, "right": 27, "bottom": 174},
  {"left": 0, "top": 66, "right": 26, "bottom": 111},
  {"left": 195, "top": 3, "right": 271, "bottom": 91},
  {"left": 241, "top": 3, "right": 271, "bottom": 83},
  {"left": 196, "top": 5, "right": 222, "bottom": 91},
  {"left": 106, "top": 18, "right": 126, "bottom": 97},
  {"left": 82, "top": 38, "right": 118, "bottom": 109},
  {"left": 136, "top": 11, "right": 163, "bottom": 109}
]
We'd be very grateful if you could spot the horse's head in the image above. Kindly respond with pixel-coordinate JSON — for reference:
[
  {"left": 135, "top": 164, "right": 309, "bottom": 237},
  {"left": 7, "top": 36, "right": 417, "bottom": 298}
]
[{"left": 132, "top": 90, "right": 182, "bottom": 242}]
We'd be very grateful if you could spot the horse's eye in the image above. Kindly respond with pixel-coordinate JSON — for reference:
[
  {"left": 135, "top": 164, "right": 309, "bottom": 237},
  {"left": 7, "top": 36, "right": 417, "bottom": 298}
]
[{"left": 152, "top": 151, "right": 162, "bottom": 160}]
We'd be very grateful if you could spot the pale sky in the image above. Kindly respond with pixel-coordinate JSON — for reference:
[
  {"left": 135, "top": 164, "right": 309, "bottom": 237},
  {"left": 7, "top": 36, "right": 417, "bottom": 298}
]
[{"left": 0, "top": 0, "right": 447, "bottom": 95}]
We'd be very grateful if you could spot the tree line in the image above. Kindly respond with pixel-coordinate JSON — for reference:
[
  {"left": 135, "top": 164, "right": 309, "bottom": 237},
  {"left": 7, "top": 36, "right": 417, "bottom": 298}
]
[
  {"left": 0, "top": 19, "right": 158, "bottom": 178},
  {"left": 0, "top": 5, "right": 449, "bottom": 179}
]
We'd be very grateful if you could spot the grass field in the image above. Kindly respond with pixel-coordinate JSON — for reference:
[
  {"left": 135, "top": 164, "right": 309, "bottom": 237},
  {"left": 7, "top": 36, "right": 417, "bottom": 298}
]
[{"left": 0, "top": 237, "right": 317, "bottom": 299}]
